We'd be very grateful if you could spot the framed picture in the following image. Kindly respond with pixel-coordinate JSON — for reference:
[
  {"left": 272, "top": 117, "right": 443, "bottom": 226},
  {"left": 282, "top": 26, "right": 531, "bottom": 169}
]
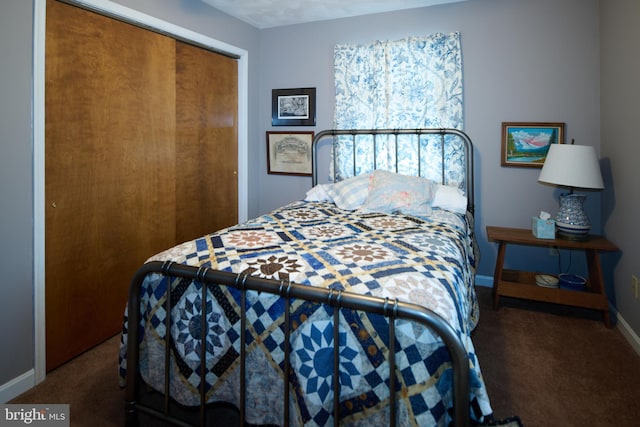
[
  {"left": 501, "top": 122, "right": 565, "bottom": 167},
  {"left": 271, "top": 88, "right": 316, "bottom": 126},
  {"left": 266, "top": 131, "right": 314, "bottom": 176}
]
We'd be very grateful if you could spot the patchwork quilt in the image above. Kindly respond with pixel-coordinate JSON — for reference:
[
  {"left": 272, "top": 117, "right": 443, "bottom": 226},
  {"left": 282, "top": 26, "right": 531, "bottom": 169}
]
[{"left": 119, "top": 201, "right": 492, "bottom": 426}]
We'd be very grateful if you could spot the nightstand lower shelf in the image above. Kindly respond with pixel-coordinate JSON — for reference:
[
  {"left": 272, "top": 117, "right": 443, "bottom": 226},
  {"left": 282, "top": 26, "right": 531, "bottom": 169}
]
[
  {"left": 487, "top": 226, "right": 618, "bottom": 328},
  {"left": 496, "top": 269, "right": 610, "bottom": 311}
]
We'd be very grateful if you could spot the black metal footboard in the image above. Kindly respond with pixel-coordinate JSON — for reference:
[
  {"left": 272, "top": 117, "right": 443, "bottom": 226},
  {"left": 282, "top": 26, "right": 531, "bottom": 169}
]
[{"left": 125, "top": 261, "right": 471, "bottom": 427}]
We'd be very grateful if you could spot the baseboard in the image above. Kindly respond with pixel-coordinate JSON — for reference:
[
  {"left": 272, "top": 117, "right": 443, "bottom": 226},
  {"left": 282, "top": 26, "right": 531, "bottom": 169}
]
[
  {"left": 0, "top": 369, "right": 35, "bottom": 403},
  {"left": 475, "top": 274, "right": 494, "bottom": 288},
  {"left": 615, "top": 310, "right": 640, "bottom": 356}
]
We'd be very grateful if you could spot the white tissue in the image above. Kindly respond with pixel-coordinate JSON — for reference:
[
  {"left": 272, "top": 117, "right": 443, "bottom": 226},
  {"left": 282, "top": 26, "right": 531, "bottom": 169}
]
[{"left": 539, "top": 211, "right": 551, "bottom": 220}]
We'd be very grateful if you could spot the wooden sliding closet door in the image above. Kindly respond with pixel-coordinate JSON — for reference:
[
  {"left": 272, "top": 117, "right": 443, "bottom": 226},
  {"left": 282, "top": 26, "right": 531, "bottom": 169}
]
[
  {"left": 46, "top": 0, "right": 238, "bottom": 371},
  {"left": 45, "top": 0, "right": 239, "bottom": 371},
  {"left": 45, "top": 0, "right": 177, "bottom": 371},
  {"left": 175, "top": 42, "right": 238, "bottom": 243}
]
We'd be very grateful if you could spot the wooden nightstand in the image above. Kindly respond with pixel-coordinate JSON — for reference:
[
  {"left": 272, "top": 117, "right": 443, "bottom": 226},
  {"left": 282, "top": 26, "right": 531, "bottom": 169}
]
[{"left": 487, "top": 226, "right": 618, "bottom": 327}]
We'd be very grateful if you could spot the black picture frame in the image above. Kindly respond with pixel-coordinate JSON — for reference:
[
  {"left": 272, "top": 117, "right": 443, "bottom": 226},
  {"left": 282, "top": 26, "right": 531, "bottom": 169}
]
[{"left": 271, "top": 88, "right": 316, "bottom": 126}]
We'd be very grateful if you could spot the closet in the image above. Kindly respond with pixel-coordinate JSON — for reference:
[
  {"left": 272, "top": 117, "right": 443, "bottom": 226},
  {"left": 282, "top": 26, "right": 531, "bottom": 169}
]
[{"left": 45, "top": 0, "right": 238, "bottom": 370}]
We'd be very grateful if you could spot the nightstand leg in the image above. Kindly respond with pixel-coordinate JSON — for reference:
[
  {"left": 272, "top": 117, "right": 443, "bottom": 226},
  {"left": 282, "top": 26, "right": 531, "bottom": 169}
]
[
  {"left": 492, "top": 241, "right": 506, "bottom": 309},
  {"left": 586, "top": 249, "right": 612, "bottom": 328}
]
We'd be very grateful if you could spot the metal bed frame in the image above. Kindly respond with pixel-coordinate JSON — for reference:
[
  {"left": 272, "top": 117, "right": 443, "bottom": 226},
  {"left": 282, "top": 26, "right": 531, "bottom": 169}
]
[
  {"left": 312, "top": 128, "right": 474, "bottom": 214},
  {"left": 125, "top": 128, "right": 476, "bottom": 427}
]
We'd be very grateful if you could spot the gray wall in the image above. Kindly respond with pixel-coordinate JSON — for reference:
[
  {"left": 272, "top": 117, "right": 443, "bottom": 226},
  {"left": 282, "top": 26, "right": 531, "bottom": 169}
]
[
  {"left": 0, "top": 0, "right": 35, "bottom": 389},
  {"left": 2, "top": 0, "right": 637, "bottom": 401},
  {"left": 257, "top": 0, "right": 601, "bottom": 282},
  {"left": 600, "top": 0, "right": 640, "bottom": 340}
]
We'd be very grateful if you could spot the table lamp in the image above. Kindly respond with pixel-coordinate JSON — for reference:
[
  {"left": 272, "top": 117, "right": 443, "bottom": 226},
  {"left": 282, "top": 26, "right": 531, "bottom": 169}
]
[{"left": 537, "top": 141, "right": 604, "bottom": 240}]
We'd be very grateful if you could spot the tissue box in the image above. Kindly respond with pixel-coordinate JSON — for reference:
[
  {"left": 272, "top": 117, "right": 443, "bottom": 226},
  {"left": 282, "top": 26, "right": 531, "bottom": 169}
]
[{"left": 532, "top": 217, "right": 556, "bottom": 239}]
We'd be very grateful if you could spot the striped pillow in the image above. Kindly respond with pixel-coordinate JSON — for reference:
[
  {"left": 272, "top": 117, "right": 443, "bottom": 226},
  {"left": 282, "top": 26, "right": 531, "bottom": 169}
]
[{"left": 325, "top": 173, "right": 372, "bottom": 210}]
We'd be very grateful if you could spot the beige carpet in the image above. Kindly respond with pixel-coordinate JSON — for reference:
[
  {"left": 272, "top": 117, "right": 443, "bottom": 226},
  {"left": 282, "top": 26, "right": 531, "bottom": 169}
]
[{"left": 10, "top": 287, "right": 640, "bottom": 426}]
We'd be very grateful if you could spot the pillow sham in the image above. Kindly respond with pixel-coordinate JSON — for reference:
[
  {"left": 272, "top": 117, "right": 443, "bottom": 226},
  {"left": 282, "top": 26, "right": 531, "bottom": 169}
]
[
  {"left": 432, "top": 184, "right": 467, "bottom": 214},
  {"left": 324, "top": 173, "right": 372, "bottom": 210},
  {"left": 360, "top": 170, "right": 436, "bottom": 216}
]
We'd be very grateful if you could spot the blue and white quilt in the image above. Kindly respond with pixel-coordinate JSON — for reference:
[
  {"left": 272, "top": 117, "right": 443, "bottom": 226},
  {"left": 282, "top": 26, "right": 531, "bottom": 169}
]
[{"left": 119, "top": 200, "right": 492, "bottom": 426}]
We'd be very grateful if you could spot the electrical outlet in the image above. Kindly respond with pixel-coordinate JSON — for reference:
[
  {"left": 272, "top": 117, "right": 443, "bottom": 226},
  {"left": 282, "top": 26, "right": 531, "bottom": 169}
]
[
  {"left": 633, "top": 275, "right": 639, "bottom": 300},
  {"left": 549, "top": 247, "right": 559, "bottom": 257}
]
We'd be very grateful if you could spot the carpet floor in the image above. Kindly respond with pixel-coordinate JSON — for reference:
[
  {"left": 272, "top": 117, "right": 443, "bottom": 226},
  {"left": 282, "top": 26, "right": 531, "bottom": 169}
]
[
  {"left": 473, "top": 287, "right": 640, "bottom": 426},
  {"left": 10, "top": 286, "right": 640, "bottom": 426}
]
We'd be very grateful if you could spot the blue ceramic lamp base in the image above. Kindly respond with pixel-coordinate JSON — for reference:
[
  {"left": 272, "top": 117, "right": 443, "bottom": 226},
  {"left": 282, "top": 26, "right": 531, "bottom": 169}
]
[{"left": 555, "top": 193, "right": 591, "bottom": 240}]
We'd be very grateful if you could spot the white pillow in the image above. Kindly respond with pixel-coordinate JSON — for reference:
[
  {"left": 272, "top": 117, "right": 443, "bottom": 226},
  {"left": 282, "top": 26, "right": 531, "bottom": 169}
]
[
  {"left": 360, "top": 170, "right": 436, "bottom": 216},
  {"left": 304, "top": 184, "right": 332, "bottom": 202},
  {"left": 432, "top": 184, "right": 467, "bottom": 214},
  {"left": 324, "top": 173, "right": 372, "bottom": 210}
]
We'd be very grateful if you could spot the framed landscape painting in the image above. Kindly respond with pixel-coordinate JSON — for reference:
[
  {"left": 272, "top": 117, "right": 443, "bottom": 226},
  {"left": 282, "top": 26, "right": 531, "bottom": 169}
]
[{"left": 501, "top": 122, "right": 565, "bottom": 167}]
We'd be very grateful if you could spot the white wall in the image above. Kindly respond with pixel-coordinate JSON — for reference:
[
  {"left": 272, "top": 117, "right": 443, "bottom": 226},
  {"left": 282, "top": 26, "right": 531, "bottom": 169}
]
[{"left": 257, "top": 0, "right": 601, "bottom": 281}]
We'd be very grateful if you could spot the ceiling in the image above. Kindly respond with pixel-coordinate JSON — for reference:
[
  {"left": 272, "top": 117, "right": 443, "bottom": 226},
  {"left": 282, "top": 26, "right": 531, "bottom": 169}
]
[{"left": 200, "top": 0, "right": 467, "bottom": 29}]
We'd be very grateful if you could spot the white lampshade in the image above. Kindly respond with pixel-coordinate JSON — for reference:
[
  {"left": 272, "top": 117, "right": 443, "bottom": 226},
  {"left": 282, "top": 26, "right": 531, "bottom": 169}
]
[
  {"left": 538, "top": 144, "right": 604, "bottom": 189},
  {"left": 538, "top": 143, "right": 604, "bottom": 240}
]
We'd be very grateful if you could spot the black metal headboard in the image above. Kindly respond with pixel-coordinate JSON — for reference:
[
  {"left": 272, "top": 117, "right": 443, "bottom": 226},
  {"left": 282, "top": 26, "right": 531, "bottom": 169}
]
[{"left": 311, "top": 128, "right": 475, "bottom": 214}]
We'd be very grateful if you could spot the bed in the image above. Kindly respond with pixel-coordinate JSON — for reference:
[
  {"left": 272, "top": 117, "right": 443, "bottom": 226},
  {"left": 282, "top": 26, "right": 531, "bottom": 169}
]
[{"left": 119, "top": 128, "right": 493, "bottom": 426}]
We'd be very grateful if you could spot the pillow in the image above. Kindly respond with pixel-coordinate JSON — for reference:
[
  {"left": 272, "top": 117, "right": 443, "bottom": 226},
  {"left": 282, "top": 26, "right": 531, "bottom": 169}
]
[
  {"left": 304, "top": 184, "right": 332, "bottom": 202},
  {"left": 432, "top": 184, "right": 468, "bottom": 214},
  {"left": 360, "top": 170, "right": 436, "bottom": 216},
  {"left": 324, "top": 173, "right": 371, "bottom": 210}
]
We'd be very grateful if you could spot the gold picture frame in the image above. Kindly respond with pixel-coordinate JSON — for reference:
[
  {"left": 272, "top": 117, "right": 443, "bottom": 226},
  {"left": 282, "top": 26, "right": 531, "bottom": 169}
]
[{"left": 501, "top": 122, "right": 565, "bottom": 167}]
